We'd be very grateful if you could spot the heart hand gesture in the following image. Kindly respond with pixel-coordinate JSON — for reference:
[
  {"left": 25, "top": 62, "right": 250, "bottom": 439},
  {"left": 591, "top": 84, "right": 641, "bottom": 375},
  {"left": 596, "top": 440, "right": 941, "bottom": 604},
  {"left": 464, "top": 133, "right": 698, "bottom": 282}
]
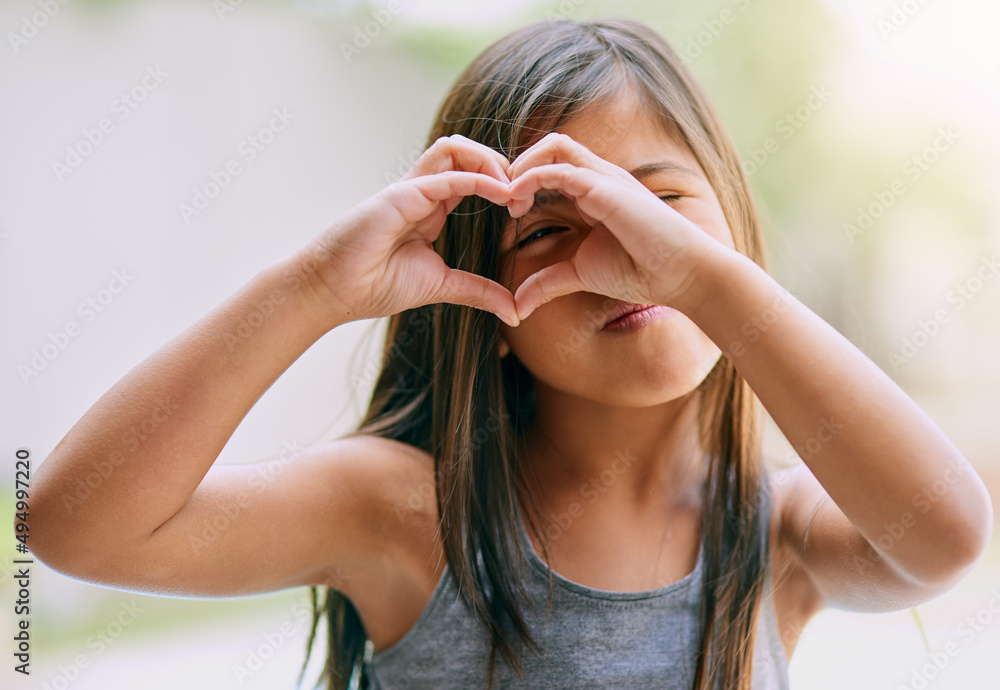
[{"left": 504, "top": 132, "right": 731, "bottom": 320}]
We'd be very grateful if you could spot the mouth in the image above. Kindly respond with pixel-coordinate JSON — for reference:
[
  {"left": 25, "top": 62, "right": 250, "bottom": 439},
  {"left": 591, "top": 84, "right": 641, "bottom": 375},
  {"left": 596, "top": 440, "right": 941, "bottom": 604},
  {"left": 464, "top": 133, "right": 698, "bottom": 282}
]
[{"left": 601, "top": 301, "right": 675, "bottom": 332}]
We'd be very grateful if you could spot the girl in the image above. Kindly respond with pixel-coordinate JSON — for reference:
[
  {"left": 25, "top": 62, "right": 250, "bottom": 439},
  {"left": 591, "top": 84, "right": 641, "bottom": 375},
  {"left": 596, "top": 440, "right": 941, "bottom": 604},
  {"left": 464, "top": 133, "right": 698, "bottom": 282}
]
[{"left": 29, "top": 16, "right": 992, "bottom": 690}]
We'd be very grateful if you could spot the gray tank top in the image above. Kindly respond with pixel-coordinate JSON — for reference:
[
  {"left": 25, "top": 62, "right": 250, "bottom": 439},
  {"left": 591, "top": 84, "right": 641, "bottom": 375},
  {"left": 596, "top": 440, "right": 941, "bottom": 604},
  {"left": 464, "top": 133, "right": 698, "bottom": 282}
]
[{"left": 364, "top": 485, "right": 791, "bottom": 689}]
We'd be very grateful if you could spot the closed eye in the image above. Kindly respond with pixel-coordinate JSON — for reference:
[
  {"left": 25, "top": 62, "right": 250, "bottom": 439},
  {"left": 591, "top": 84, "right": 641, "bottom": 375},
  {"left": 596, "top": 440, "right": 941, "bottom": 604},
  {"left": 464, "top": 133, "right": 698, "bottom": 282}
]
[{"left": 516, "top": 195, "right": 681, "bottom": 249}]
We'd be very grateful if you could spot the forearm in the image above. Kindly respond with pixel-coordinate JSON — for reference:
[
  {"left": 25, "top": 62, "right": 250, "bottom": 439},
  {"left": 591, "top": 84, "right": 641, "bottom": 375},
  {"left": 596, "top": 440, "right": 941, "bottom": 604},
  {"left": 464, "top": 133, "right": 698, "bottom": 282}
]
[
  {"left": 30, "top": 249, "right": 344, "bottom": 559},
  {"left": 681, "top": 248, "right": 993, "bottom": 583}
]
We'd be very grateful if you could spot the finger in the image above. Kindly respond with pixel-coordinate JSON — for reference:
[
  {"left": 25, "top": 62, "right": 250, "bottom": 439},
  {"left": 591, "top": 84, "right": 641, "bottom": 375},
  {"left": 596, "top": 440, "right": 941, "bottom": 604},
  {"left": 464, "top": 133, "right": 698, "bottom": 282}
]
[
  {"left": 506, "top": 164, "right": 654, "bottom": 253},
  {"left": 397, "top": 170, "right": 513, "bottom": 227},
  {"left": 434, "top": 267, "right": 520, "bottom": 327},
  {"left": 400, "top": 134, "right": 512, "bottom": 185},
  {"left": 506, "top": 190, "right": 601, "bottom": 228},
  {"left": 512, "top": 259, "right": 587, "bottom": 321},
  {"left": 507, "top": 132, "right": 633, "bottom": 184},
  {"left": 507, "top": 163, "right": 603, "bottom": 216}
]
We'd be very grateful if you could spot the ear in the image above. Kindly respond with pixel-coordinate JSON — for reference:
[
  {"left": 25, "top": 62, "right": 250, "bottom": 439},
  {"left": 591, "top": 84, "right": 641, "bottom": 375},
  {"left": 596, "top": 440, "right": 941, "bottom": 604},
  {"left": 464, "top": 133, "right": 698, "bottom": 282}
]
[{"left": 499, "top": 334, "right": 511, "bottom": 359}]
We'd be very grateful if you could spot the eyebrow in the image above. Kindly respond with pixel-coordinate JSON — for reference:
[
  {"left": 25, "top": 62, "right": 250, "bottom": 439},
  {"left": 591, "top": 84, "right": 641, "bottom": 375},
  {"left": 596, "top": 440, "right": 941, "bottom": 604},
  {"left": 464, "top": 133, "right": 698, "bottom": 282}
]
[{"left": 628, "top": 160, "right": 701, "bottom": 180}]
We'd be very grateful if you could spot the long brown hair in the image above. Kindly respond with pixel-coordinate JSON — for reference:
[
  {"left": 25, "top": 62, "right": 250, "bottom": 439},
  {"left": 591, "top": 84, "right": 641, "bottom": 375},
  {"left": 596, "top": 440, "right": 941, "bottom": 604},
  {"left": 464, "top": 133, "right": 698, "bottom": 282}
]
[{"left": 300, "top": 16, "right": 772, "bottom": 690}]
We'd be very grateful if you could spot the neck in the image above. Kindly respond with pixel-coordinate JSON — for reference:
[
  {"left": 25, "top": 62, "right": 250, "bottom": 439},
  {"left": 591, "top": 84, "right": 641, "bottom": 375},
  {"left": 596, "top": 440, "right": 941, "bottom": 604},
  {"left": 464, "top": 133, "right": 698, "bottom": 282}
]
[{"left": 517, "top": 380, "right": 708, "bottom": 519}]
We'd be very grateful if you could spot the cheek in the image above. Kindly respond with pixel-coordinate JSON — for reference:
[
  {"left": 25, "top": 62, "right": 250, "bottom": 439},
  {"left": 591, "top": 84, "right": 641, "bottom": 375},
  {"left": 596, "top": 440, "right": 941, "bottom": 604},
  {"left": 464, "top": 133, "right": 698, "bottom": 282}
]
[
  {"left": 501, "top": 298, "right": 591, "bottom": 374},
  {"left": 499, "top": 227, "right": 589, "bottom": 291},
  {"left": 501, "top": 253, "right": 549, "bottom": 297},
  {"left": 703, "top": 212, "right": 737, "bottom": 252},
  {"left": 677, "top": 199, "right": 736, "bottom": 253}
]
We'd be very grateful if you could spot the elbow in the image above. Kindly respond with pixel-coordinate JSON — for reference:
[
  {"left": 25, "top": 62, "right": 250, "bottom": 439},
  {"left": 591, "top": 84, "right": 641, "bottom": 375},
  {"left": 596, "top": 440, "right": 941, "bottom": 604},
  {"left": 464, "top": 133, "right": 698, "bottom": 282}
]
[
  {"left": 913, "top": 482, "right": 994, "bottom": 589},
  {"left": 960, "top": 487, "right": 994, "bottom": 567},
  {"left": 22, "top": 483, "right": 91, "bottom": 577},
  {"left": 21, "top": 496, "right": 67, "bottom": 573},
  {"left": 952, "top": 471, "right": 994, "bottom": 569}
]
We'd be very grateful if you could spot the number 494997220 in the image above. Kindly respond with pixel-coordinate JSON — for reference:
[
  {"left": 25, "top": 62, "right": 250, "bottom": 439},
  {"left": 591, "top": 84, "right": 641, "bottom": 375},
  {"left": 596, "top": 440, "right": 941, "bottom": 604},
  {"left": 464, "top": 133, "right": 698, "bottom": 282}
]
[{"left": 14, "top": 449, "right": 30, "bottom": 554}]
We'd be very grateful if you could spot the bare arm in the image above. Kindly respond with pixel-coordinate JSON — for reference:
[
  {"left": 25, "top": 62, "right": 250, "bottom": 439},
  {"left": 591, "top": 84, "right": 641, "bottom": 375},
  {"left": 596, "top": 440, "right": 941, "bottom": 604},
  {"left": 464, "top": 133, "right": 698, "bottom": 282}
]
[
  {"left": 27, "top": 250, "right": 363, "bottom": 594},
  {"left": 26, "top": 134, "right": 520, "bottom": 598},
  {"left": 686, "top": 249, "right": 994, "bottom": 610}
]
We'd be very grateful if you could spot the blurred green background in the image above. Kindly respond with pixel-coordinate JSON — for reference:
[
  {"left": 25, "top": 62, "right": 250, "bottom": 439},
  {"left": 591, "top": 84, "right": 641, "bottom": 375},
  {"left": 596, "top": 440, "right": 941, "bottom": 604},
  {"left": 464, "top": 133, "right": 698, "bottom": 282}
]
[{"left": 1, "top": 0, "right": 998, "bottom": 688}]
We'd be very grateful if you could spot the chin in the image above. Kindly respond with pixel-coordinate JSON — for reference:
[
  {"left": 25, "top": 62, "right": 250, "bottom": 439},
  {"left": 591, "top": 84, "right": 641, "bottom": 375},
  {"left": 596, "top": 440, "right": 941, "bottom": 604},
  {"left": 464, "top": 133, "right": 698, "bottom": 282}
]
[
  {"left": 598, "top": 366, "right": 715, "bottom": 407},
  {"left": 549, "top": 346, "right": 723, "bottom": 408},
  {"left": 511, "top": 320, "right": 723, "bottom": 407}
]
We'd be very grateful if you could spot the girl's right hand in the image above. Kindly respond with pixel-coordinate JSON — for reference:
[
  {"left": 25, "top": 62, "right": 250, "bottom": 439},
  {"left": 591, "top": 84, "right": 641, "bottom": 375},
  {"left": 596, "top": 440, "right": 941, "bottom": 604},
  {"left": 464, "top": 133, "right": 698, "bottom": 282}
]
[{"left": 296, "top": 135, "right": 520, "bottom": 327}]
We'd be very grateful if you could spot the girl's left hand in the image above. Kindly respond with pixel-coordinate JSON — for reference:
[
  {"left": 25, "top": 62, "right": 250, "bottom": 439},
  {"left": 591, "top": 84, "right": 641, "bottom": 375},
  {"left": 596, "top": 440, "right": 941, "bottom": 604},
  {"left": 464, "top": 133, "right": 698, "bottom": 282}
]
[{"left": 505, "top": 132, "right": 727, "bottom": 320}]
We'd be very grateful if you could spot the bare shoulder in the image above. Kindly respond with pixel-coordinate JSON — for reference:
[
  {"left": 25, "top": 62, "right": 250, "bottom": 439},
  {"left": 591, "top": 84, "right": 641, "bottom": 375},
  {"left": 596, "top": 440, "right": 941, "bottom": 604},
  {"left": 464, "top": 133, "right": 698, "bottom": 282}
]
[
  {"left": 331, "top": 434, "right": 437, "bottom": 489},
  {"left": 767, "top": 464, "right": 827, "bottom": 661},
  {"left": 299, "top": 434, "right": 441, "bottom": 588},
  {"left": 302, "top": 434, "right": 445, "bottom": 651},
  {"left": 357, "top": 434, "right": 440, "bottom": 540}
]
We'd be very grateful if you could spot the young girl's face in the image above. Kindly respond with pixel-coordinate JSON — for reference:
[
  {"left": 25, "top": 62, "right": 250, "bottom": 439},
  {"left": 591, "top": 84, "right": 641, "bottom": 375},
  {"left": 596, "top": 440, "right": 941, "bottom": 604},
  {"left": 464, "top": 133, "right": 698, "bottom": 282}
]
[{"left": 497, "top": 89, "right": 737, "bottom": 407}]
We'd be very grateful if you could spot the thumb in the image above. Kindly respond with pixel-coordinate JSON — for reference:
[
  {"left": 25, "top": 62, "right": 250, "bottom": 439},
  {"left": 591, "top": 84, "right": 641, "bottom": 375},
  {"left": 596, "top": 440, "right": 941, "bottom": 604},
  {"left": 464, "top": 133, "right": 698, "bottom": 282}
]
[
  {"left": 513, "top": 260, "right": 585, "bottom": 320},
  {"left": 435, "top": 268, "right": 520, "bottom": 327}
]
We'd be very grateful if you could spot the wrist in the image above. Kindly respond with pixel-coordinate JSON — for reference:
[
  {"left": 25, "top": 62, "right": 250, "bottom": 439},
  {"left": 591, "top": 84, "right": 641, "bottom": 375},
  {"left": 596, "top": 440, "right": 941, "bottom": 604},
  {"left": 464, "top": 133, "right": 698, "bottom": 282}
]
[
  {"left": 673, "top": 244, "right": 793, "bottom": 353},
  {"left": 269, "top": 244, "right": 357, "bottom": 336},
  {"left": 665, "top": 243, "right": 746, "bottom": 321}
]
